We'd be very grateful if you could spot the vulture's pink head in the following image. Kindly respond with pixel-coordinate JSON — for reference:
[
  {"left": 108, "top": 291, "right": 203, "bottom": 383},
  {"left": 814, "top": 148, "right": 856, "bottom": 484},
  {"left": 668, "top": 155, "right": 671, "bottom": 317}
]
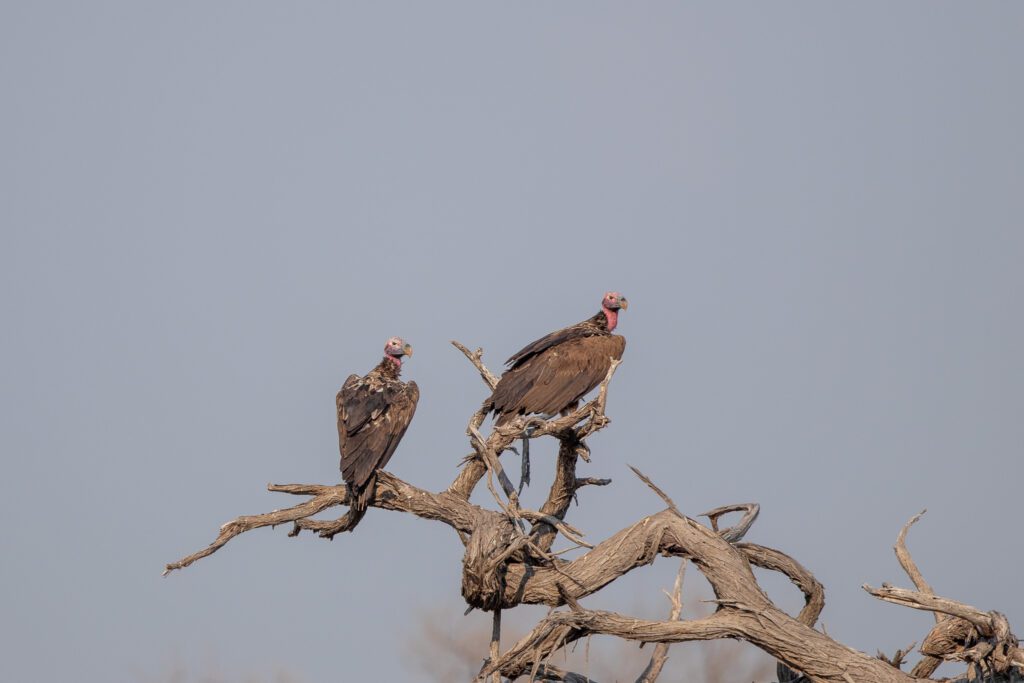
[
  {"left": 384, "top": 336, "right": 414, "bottom": 366},
  {"left": 602, "top": 291, "right": 628, "bottom": 311},
  {"left": 601, "top": 292, "right": 628, "bottom": 331}
]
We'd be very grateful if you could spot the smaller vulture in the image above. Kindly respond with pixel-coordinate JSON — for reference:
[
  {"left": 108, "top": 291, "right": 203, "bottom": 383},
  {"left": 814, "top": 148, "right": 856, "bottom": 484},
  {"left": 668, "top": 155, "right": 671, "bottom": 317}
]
[
  {"left": 483, "top": 291, "right": 628, "bottom": 426},
  {"left": 337, "top": 337, "right": 419, "bottom": 523}
]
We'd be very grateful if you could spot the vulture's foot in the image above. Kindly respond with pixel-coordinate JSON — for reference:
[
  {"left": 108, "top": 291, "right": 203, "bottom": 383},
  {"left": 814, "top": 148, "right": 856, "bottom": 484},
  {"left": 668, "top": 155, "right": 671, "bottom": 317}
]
[{"left": 518, "top": 435, "right": 530, "bottom": 493}]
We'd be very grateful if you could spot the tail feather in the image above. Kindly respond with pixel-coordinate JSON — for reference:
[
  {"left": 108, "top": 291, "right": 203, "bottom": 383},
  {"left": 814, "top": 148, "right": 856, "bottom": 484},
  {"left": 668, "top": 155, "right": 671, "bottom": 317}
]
[
  {"left": 348, "top": 473, "right": 377, "bottom": 514},
  {"left": 339, "top": 505, "right": 367, "bottom": 533},
  {"left": 336, "top": 474, "right": 373, "bottom": 534}
]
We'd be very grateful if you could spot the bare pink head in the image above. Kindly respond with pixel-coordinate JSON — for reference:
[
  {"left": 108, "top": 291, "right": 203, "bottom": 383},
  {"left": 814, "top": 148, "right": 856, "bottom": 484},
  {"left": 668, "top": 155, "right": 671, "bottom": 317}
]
[
  {"left": 601, "top": 291, "right": 628, "bottom": 331},
  {"left": 383, "top": 336, "right": 414, "bottom": 367}
]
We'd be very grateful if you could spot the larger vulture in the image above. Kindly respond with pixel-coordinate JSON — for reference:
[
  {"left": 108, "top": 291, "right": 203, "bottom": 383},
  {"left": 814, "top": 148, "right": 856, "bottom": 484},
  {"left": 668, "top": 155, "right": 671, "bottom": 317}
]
[
  {"left": 337, "top": 337, "right": 419, "bottom": 522},
  {"left": 483, "top": 292, "right": 627, "bottom": 426}
]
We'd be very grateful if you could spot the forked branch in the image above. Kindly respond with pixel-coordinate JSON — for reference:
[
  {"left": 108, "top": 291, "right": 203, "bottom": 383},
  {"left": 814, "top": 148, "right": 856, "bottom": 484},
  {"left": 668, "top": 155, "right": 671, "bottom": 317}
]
[
  {"left": 166, "top": 343, "right": 1023, "bottom": 683},
  {"left": 165, "top": 472, "right": 480, "bottom": 575}
]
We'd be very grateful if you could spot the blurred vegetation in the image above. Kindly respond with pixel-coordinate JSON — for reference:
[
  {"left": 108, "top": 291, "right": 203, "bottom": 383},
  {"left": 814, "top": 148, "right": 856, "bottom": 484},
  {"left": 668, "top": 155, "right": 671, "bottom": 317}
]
[
  {"left": 406, "top": 606, "right": 775, "bottom": 682},
  {"left": 138, "top": 660, "right": 304, "bottom": 683}
]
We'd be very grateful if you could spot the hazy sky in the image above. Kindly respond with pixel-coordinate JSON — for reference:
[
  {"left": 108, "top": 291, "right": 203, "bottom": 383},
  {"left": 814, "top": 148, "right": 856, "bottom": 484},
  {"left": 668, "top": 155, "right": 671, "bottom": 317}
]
[{"left": 2, "top": 3, "right": 1022, "bottom": 682}]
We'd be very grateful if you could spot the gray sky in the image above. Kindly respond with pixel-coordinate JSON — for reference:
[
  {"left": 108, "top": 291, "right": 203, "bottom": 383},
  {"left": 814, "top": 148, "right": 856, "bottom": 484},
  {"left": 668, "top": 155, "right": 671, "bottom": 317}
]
[{"left": 2, "top": 3, "right": 1022, "bottom": 681}]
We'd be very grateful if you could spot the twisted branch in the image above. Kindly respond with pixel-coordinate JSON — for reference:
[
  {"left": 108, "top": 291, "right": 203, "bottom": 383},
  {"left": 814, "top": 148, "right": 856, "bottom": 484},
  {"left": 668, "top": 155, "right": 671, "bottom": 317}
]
[
  {"left": 865, "top": 585, "right": 1023, "bottom": 673},
  {"left": 166, "top": 341, "right": 1023, "bottom": 683},
  {"left": 483, "top": 499, "right": 924, "bottom": 683}
]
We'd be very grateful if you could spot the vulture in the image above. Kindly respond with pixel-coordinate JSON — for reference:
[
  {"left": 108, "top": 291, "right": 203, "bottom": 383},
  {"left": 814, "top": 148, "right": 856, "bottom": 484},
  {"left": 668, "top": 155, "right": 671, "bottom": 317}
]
[
  {"left": 483, "top": 291, "right": 628, "bottom": 426},
  {"left": 337, "top": 337, "right": 419, "bottom": 523}
]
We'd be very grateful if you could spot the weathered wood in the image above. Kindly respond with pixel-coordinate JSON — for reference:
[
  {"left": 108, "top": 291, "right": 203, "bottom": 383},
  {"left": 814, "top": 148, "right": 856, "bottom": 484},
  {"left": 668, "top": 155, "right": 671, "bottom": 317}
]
[
  {"left": 635, "top": 560, "right": 686, "bottom": 683},
  {"left": 164, "top": 472, "right": 481, "bottom": 573},
  {"left": 482, "top": 507, "right": 928, "bottom": 683},
  {"left": 166, "top": 343, "right": 1023, "bottom": 683}
]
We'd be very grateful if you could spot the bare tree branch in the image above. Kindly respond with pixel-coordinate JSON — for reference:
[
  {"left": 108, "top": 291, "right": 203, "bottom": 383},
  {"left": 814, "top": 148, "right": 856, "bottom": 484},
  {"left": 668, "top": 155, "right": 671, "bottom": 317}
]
[
  {"left": 735, "top": 543, "right": 824, "bottom": 628},
  {"left": 574, "top": 477, "right": 612, "bottom": 489},
  {"left": 865, "top": 584, "right": 1023, "bottom": 676},
  {"left": 635, "top": 560, "right": 686, "bottom": 683},
  {"left": 488, "top": 609, "right": 501, "bottom": 683},
  {"left": 894, "top": 510, "right": 941, "bottom": 620},
  {"left": 448, "top": 384, "right": 614, "bottom": 502},
  {"left": 886, "top": 509, "right": 972, "bottom": 679},
  {"left": 875, "top": 641, "right": 916, "bottom": 671},
  {"left": 452, "top": 348, "right": 621, "bottom": 560},
  {"left": 702, "top": 503, "right": 761, "bottom": 543},
  {"left": 165, "top": 472, "right": 480, "bottom": 575},
  {"left": 627, "top": 465, "right": 683, "bottom": 518},
  {"left": 865, "top": 585, "right": 1003, "bottom": 635},
  {"left": 451, "top": 340, "right": 499, "bottom": 390},
  {"left": 163, "top": 487, "right": 345, "bottom": 574},
  {"left": 167, "top": 342, "right": 1024, "bottom": 683},
  {"left": 485, "top": 505, "right": 939, "bottom": 683}
]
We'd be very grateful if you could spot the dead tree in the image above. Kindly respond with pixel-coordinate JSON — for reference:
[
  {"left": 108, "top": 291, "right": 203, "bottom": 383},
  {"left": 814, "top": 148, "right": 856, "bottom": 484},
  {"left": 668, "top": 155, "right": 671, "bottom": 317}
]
[{"left": 166, "top": 343, "right": 1023, "bottom": 683}]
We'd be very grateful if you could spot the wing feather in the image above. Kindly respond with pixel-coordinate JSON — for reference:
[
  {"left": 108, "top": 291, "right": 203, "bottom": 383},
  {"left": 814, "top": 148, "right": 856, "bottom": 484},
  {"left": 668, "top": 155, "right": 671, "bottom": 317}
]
[
  {"left": 338, "top": 375, "right": 387, "bottom": 434},
  {"left": 491, "top": 335, "right": 624, "bottom": 424},
  {"left": 338, "top": 379, "right": 419, "bottom": 503},
  {"left": 504, "top": 322, "right": 601, "bottom": 368}
]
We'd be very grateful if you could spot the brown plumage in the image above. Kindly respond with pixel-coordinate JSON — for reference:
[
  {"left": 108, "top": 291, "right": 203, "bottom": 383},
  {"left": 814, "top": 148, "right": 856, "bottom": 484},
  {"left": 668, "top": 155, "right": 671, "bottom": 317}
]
[
  {"left": 483, "top": 292, "right": 627, "bottom": 426},
  {"left": 338, "top": 337, "right": 418, "bottom": 520}
]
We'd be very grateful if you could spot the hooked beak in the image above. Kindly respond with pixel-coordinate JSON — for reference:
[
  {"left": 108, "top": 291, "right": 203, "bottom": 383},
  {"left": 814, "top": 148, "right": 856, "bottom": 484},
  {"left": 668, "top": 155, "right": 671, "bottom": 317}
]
[
  {"left": 618, "top": 297, "right": 628, "bottom": 310},
  {"left": 403, "top": 343, "right": 414, "bottom": 357}
]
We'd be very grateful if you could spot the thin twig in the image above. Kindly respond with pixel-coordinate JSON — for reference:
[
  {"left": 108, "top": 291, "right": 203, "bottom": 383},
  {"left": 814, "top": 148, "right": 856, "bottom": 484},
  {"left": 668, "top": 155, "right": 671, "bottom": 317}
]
[
  {"left": 894, "top": 509, "right": 944, "bottom": 625},
  {"left": 451, "top": 340, "right": 499, "bottom": 390},
  {"left": 469, "top": 425, "right": 521, "bottom": 508},
  {"left": 163, "top": 487, "right": 346, "bottom": 574},
  {"left": 636, "top": 559, "right": 687, "bottom": 682},
  {"left": 574, "top": 477, "right": 612, "bottom": 489},
  {"left": 520, "top": 510, "right": 594, "bottom": 549},
  {"left": 490, "top": 608, "right": 502, "bottom": 683},
  {"left": 628, "top": 465, "right": 683, "bottom": 518}
]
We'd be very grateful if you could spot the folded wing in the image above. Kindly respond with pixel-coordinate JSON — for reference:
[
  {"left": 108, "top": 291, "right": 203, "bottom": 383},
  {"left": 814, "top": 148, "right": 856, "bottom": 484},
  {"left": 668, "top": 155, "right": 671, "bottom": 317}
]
[
  {"left": 338, "top": 376, "right": 419, "bottom": 507},
  {"left": 490, "top": 335, "right": 625, "bottom": 425}
]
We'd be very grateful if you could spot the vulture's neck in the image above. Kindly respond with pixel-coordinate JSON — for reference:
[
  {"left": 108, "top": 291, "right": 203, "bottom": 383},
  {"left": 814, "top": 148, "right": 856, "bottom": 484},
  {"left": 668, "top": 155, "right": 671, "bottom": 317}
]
[
  {"left": 374, "top": 356, "right": 403, "bottom": 380},
  {"left": 596, "top": 307, "right": 618, "bottom": 332}
]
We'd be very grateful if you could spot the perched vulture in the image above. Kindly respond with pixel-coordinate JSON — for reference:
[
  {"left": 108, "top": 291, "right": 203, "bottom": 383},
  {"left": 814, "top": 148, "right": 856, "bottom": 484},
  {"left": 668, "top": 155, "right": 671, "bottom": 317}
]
[
  {"left": 483, "top": 292, "right": 628, "bottom": 426},
  {"left": 337, "top": 337, "right": 419, "bottom": 520}
]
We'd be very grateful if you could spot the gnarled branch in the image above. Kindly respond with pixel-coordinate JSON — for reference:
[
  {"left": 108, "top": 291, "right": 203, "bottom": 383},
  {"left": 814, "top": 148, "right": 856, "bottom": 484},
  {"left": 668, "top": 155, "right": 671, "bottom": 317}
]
[
  {"left": 165, "top": 472, "right": 480, "bottom": 575},
  {"left": 167, "top": 342, "right": 1023, "bottom": 683}
]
